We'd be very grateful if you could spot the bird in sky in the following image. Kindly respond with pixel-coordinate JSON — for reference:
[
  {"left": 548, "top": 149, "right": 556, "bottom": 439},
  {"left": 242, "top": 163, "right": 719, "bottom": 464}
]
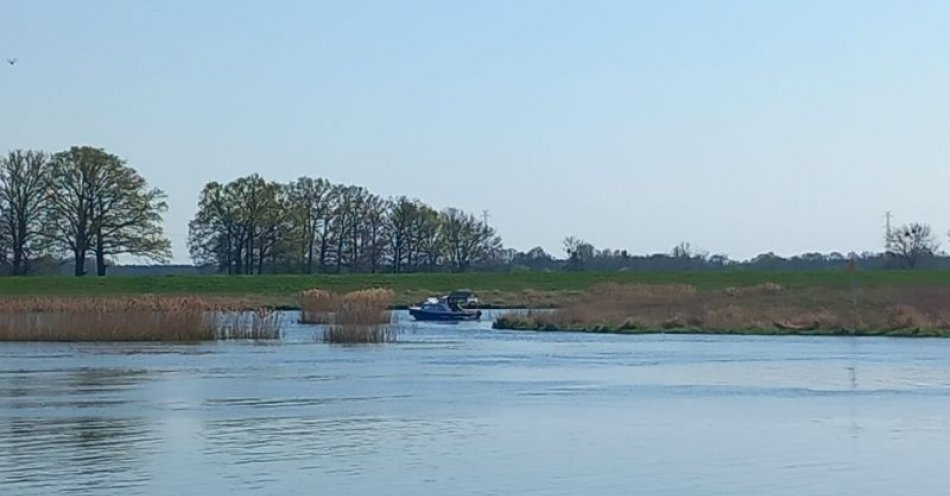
[{"left": 6, "top": 58, "right": 16, "bottom": 66}]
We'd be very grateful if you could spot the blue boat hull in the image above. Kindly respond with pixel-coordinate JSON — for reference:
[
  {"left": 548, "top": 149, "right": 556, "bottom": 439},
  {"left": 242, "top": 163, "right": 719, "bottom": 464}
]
[{"left": 409, "top": 308, "right": 482, "bottom": 321}]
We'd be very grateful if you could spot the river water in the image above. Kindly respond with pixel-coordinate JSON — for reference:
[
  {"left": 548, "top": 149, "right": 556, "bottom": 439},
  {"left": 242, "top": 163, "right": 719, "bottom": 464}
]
[{"left": 2, "top": 310, "right": 950, "bottom": 495}]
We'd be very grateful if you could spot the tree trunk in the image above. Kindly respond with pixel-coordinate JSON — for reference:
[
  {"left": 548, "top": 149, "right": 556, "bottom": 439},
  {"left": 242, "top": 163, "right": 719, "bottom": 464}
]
[
  {"left": 306, "top": 239, "right": 314, "bottom": 274},
  {"left": 11, "top": 219, "right": 25, "bottom": 275},
  {"left": 96, "top": 250, "right": 107, "bottom": 276},
  {"left": 336, "top": 237, "right": 344, "bottom": 273},
  {"left": 225, "top": 226, "right": 233, "bottom": 275},
  {"left": 233, "top": 241, "right": 243, "bottom": 275},
  {"left": 74, "top": 248, "right": 87, "bottom": 276},
  {"left": 11, "top": 246, "right": 23, "bottom": 276},
  {"left": 393, "top": 241, "right": 401, "bottom": 273},
  {"left": 247, "top": 232, "right": 255, "bottom": 274},
  {"left": 257, "top": 239, "right": 266, "bottom": 275},
  {"left": 95, "top": 230, "right": 107, "bottom": 276},
  {"left": 319, "top": 236, "right": 328, "bottom": 273}
]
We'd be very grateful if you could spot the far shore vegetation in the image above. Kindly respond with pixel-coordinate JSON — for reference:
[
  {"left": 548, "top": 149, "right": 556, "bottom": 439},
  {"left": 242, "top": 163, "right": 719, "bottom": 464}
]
[
  {"left": 3, "top": 270, "right": 950, "bottom": 309},
  {"left": 2, "top": 272, "right": 950, "bottom": 339},
  {"left": 2, "top": 147, "right": 949, "bottom": 281},
  {"left": 3, "top": 146, "right": 950, "bottom": 340},
  {"left": 492, "top": 282, "right": 950, "bottom": 337}
]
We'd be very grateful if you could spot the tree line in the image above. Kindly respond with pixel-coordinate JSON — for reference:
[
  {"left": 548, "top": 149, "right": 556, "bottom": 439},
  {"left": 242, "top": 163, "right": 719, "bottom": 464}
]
[
  {"left": 520, "top": 223, "right": 946, "bottom": 272},
  {"left": 187, "top": 175, "right": 502, "bottom": 274},
  {"left": 2, "top": 146, "right": 947, "bottom": 276},
  {"left": 0, "top": 148, "right": 169, "bottom": 276}
]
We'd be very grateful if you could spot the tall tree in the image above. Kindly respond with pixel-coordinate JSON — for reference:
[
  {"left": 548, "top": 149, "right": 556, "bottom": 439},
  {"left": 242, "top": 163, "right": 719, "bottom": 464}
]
[
  {"left": 329, "top": 185, "right": 366, "bottom": 272},
  {"left": 360, "top": 194, "right": 389, "bottom": 273},
  {"left": 387, "top": 196, "right": 420, "bottom": 273},
  {"left": 189, "top": 181, "right": 238, "bottom": 272},
  {"left": 91, "top": 162, "right": 170, "bottom": 275},
  {"left": 414, "top": 205, "right": 443, "bottom": 270},
  {"left": 285, "top": 177, "right": 333, "bottom": 273},
  {"left": 887, "top": 222, "right": 938, "bottom": 269},
  {"left": 48, "top": 146, "right": 170, "bottom": 276},
  {"left": 48, "top": 147, "right": 102, "bottom": 276},
  {"left": 251, "top": 181, "right": 285, "bottom": 274},
  {"left": 188, "top": 175, "right": 508, "bottom": 275},
  {"left": 440, "top": 208, "right": 502, "bottom": 272},
  {"left": 189, "top": 175, "right": 285, "bottom": 274},
  {"left": 0, "top": 150, "right": 51, "bottom": 275}
]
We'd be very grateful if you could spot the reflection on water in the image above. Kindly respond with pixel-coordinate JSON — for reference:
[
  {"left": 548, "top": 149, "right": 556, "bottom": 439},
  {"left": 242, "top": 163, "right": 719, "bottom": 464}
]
[
  {"left": 0, "top": 366, "right": 151, "bottom": 410},
  {"left": 2, "top": 311, "right": 950, "bottom": 495},
  {"left": 1, "top": 417, "right": 154, "bottom": 493}
]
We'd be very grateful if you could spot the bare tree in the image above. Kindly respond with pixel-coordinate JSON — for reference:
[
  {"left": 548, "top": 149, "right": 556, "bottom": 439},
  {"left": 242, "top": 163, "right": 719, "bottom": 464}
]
[
  {"left": 563, "top": 236, "right": 584, "bottom": 259},
  {"left": 0, "top": 150, "right": 51, "bottom": 275},
  {"left": 671, "top": 242, "right": 708, "bottom": 271},
  {"left": 563, "top": 235, "right": 593, "bottom": 271},
  {"left": 886, "top": 222, "right": 938, "bottom": 269}
]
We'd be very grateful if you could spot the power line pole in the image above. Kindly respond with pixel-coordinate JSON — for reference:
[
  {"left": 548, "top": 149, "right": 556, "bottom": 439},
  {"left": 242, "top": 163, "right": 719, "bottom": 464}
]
[
  {"left": 481, "top": 209, "right": 490, "bottom": 225},
  {"left": 884, "top": 211, "right": 893, "bottom": 250}
]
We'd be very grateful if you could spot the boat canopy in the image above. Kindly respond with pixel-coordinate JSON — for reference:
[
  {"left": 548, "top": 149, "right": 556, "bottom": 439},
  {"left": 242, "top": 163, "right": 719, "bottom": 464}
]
[
  {"left": 447, "top": 290, "right": 478, "bottom": 301},
  {"left": 445, "top": 290, "right": 479, "bottom": 310}
]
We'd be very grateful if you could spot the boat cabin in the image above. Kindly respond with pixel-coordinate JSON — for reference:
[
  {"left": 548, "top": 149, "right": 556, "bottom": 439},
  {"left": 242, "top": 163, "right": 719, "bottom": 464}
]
[
  {"left": 408, "top": 290, "right": 482, "bottom": 321},
  {"left": 446, "top": 290, "right": 479, "bottom": 309}
]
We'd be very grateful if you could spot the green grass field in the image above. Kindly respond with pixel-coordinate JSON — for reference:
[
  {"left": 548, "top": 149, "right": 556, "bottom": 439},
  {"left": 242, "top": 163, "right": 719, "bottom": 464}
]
[{"left": 1, "top": 270, "right": 949, "bottom": 307}]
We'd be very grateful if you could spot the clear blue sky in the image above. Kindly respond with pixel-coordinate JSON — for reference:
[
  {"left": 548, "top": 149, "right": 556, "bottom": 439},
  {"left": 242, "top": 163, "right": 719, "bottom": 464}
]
[{"left": 3, "top": 1, "right": 949, "bottom": 263}]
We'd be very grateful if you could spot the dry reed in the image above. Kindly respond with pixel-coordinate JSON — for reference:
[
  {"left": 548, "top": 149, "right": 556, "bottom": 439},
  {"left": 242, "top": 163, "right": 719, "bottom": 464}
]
[
  {"left": 0, "top": 296, "right": 282, "bottom": 342},
  {"left": 494, "top": 283, "right": 950, "bottom": 335},
  {"left": 216, "top": 308, "right": 283, "bottom": 340},
  {"left": 325, "top": 289, "right": 395, "bottom": 344},
  {"left": 298, "top": 289, "right": 339, "bottom": 324}
]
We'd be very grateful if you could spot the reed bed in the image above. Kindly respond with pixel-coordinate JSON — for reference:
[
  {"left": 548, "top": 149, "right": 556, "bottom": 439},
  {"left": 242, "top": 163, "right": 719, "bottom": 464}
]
[
  {"left": 0, "top": 296, "right": 281, "bottom": 342},
  {"left": 324, "top": 289, "right": 395, "bottom": 344},
  {"left": 493, "top": 283, "right": 950, "bottom": 336},
  {"left": 216, "top": 308, "right": 282, "bottom": 340},
  {"left": 298, "top": 289, "right": 339, "bottom": 324}
]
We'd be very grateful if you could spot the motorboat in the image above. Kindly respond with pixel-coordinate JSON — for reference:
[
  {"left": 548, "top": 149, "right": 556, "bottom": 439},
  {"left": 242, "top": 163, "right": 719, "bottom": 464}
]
[{"left": 408, "top": 290, "right": 482, "bottom": 321}]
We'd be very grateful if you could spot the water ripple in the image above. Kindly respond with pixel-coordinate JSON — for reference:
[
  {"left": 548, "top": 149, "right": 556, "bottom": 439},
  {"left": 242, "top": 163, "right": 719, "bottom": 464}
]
[{"left": 3, "top": 313, "right": 950, "bottom": 495}]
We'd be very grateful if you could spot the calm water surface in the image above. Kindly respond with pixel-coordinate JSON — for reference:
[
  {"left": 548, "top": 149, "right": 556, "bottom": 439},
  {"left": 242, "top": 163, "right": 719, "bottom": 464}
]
[{"left": 3, "top": 310, "right": 950, "bottom": 495}]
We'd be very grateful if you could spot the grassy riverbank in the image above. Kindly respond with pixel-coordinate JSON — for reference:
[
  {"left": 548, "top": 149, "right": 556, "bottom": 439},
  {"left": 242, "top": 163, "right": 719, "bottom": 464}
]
[
  {"left": 2, "top": 270, "right": 950, "bottom": 308},
  {"left": 1, "top": 271, "right": 949, "bottom": 337}
]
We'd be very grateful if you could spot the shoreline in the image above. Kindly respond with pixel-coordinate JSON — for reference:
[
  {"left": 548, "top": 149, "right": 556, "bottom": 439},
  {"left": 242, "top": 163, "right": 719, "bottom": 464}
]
[
  {"left": 5, "top": 272, "right": 950, "bottom": 340},
  {"left": 490, "top": 321, "right": 950, "bottom": 338}
]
